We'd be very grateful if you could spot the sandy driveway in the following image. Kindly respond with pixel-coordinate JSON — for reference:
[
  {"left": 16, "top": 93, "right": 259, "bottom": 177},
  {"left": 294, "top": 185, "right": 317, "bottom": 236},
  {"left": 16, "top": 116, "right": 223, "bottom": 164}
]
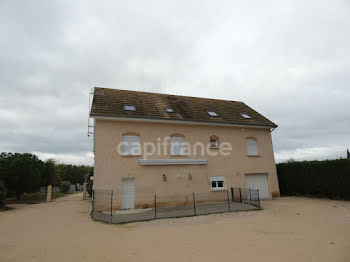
[{"left": 0, "top": 193, "right": 349, "bottom": 262}]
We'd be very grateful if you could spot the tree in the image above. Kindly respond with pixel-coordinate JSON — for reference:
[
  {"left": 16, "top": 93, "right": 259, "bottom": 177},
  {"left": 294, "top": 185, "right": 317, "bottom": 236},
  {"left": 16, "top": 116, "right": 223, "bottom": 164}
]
[
  {"left": 285, "top": 158, "right": 296, "bottom": 163},
  {"left": 60, "top": 180, "right": 71, "bottom": 194},
  {"left": 59, "top": 164, "right": 90, "bottom": 185},
  {"left": 0, "top": 153, "right": 42, "bottom": 199},
  {"left": 0, "top": 152, "right": 93, "bottom": 199},
  {"left": 41, "top": 159, "right": 56, "bottom": 186},
  {"left": 0, "top": 181, "right": 6, "bottom": 207}
]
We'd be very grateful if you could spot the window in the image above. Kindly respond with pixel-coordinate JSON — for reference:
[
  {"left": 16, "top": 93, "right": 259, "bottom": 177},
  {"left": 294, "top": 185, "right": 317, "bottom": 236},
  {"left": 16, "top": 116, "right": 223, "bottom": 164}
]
[
  {"left": 170, "top": 136, "right": 185, "bottom": 155},
  {"left": 165, "top": 107, "right": 174, "bottom": 113},
  {"left": 241, "top": 113, "right": 251, "bottom": 119},
  {"left": 210, "top": 136, "right": 218, "bottom": 148},
  {"left": 122, "top": 135, "right": 141, "bottom": 155},
  {"left": 124, "top": 105, "right": 136, "bottom": 111},
  {"left": 246, "top": 138, "right": 258, "bottom": 156},
  {"left": 211, "top": 176, "right": 226, "bottom": 190},
  {"left": 207, "top": 111, "right": 218, "bottom": 117}
]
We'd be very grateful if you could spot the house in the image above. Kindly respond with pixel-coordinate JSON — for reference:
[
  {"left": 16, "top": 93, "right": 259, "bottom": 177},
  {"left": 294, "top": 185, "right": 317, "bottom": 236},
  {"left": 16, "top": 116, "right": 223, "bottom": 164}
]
[{"left": 89, "top": 87, "right": 280, "bottom": 209}]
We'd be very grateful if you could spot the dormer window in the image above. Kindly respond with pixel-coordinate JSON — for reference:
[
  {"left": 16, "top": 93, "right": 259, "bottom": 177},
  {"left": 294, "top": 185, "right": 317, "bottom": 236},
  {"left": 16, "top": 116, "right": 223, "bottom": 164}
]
[
  {"left": 241, "top": 113, "right": 251, "bottom": 119},
  {"left": 165, "top": 108, "right": 174, "bottom": 113},
  {"left": 124, "top": 105, "right": 136, "bottom": 111},
  {"left": 207, "top": 111, "right": 218, "bottom": 117}
]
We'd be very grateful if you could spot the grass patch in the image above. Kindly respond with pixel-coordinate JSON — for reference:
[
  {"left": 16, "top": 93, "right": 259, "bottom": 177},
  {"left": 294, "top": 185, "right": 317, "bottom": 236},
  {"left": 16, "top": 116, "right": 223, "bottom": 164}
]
[
  {"left": 0, "top": 205, "right": 14, "bottom": 211},
  {"left": 6, "top": 192, "right": 67, "bottom": 204}
]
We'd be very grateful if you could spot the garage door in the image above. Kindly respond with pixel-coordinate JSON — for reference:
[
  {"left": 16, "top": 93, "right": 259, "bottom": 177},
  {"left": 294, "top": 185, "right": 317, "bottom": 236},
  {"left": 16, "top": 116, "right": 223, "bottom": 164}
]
[
  {"left": 121, "top": 178, "right": 134, "bottom": 209},
  {"left": 245, "top": 174, "right": 270, "bottom": 199}
]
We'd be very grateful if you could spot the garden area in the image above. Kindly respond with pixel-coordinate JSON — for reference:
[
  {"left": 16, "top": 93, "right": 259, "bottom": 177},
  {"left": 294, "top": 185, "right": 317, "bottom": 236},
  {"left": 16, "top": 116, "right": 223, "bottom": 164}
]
[{"left": 0, "top": 152, "right": 93, "bottom": 209}]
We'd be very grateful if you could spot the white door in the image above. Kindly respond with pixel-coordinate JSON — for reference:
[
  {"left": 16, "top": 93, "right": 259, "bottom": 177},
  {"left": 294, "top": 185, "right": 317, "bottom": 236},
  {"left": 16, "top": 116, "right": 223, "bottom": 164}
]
[
  {"left": 245, "top": 174, "right": 270, "bottom": 199},
  {"left": 121, "top": 178, "right": 134, "bottom": 209}
]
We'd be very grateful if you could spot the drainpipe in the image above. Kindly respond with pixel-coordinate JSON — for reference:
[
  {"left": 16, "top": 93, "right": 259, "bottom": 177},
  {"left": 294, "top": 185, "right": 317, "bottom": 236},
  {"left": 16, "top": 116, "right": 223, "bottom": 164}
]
[{"left": 206, "top": 163, "right": 210, "bottom": 185}]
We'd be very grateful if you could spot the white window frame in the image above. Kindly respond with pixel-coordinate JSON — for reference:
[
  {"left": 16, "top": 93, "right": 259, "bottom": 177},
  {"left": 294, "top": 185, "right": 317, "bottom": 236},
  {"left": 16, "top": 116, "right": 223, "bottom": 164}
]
[
  {"left": 246, "top": 138, "right": 258, "bottom": 156},
  {"left": 124, "top": 105, "right": 136, "bottom": 111},
  {"left": 241, "top": 113, "right": 251, "bottom": 119},
  {"left": 210, "top": 176, "right": 226, "bottom": 191},
  {"left": 207, "top": 111, "right": 218, "bottom": 117},
  {"left": 121, "top": 135, "right": 141, "bottom": 156},
  {"left": 170, "top": 136, "right": 185, "bottom": 156}
]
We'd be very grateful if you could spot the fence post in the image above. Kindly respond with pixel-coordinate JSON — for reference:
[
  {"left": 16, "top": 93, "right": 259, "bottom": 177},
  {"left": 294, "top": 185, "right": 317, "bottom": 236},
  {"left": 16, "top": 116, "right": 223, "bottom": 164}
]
[
  {"left": 82, "top": 182, "right": 87, "bottom": 200},
  {"left": 239, "top": 188, "right": 242, "bottom": 203},
  {"left": 226, "top": 190, "right": 230, "bottom": 212},
  {"left": 154, "top": 194, "right": 157, "bottom": 219},
  {"left": 110, "top": 190, "right": 113, "bottom": 224},
  {"left": 231, "top": 188, "right": 234, "bottom": 202},
  {"left": 249, "top": 188, "right": 252, "bottom": 204},
  {"left": 257, "top": 189, "right": 261, "bottom": 207},
  {"left": 91, "top": 189, "right": 94, "bottom": 219},
  {"left": 193, "top": 192, "right": 196, "bottom": 216}
]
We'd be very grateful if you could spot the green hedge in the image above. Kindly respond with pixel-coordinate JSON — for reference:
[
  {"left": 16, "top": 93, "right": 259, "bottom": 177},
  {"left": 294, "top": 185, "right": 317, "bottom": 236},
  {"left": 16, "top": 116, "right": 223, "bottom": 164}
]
[
  {"left": 60, "top": 180, "right": 71, "bottom": 194},
  {"left": 277, "top": 159, "right": 350, "bottom": 200},
  {"left": 0, "top": 181, "right": 6, "bottom": 207},
  {"left": 87, "top": 179, "right": 93, "bottom": 197}
]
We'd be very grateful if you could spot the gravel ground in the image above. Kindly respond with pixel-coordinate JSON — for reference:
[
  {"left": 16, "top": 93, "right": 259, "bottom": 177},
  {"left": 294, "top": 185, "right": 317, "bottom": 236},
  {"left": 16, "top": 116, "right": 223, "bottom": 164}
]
[{"left": 0, "top": 193, "right": 349, "bottom": 262}]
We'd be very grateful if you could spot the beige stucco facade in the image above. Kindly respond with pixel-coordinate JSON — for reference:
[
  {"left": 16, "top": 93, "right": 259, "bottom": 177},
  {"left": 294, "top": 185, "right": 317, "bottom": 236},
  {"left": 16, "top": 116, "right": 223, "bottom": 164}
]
[{"left": 93, "top": 118, "right": 280, "bottom": 209}]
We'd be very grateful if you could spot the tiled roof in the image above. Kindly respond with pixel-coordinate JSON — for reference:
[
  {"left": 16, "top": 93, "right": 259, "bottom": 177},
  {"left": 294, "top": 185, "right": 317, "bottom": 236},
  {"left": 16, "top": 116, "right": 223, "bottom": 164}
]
[{"left": 90, "top": 87, "right": 277, "bottom": 128}]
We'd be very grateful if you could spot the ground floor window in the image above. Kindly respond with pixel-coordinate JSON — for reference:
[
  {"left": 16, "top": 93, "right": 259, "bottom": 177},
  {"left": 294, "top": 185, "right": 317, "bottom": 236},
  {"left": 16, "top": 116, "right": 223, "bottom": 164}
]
[{"left": 210, "top": 176, "right": 226, "bottom": 190}]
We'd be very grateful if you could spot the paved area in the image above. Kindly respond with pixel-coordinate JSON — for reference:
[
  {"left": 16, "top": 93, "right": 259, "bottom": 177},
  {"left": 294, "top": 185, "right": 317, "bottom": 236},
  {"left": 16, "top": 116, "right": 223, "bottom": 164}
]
[
  {"left": 95, "top": 201, "right": 259, "bottom": 223},
  {"left": 0, "top": 194, "right": 349, "bottom": 262}
]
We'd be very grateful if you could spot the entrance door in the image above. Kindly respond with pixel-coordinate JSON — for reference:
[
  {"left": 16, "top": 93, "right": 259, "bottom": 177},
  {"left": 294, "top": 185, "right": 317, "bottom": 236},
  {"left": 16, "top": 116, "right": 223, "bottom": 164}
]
[
  {"left": 121, "top": 178, "right": 134, "bottom": 209},
  {"left": 245, "top": 174, "right": 270, "bottom": 199}
]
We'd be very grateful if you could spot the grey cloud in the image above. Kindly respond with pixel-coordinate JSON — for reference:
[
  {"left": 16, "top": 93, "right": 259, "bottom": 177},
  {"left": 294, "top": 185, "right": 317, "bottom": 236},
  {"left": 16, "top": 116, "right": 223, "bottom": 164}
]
[{"left": 0, "top": 0, "right": 349, "bottom": 164}]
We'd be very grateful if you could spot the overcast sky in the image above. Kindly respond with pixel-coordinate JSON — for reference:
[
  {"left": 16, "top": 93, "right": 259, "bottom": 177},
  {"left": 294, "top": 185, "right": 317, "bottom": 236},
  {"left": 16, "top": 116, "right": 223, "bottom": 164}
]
[{"left": 0, "top": 0, "right": 349, "bottom": 165}]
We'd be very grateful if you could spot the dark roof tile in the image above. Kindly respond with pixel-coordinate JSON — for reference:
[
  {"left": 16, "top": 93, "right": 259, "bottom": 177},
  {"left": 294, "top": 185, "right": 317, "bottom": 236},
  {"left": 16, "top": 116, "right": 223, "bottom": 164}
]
[{"left": 90, "top": 87, "right": 277, "bottom": 128}]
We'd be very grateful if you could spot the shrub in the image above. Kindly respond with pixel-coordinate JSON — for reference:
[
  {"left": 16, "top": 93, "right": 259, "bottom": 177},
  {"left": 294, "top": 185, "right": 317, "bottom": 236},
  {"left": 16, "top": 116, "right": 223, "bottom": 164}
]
[
  {"left": 0, "top": 181, "right": 6, "bottom": 207},
  {"left": 277, "top": 159, "right": 350, "bottom": 200},
  {"left": 60, "top": 180, "right": 71, "bottom": 194},
  {"left": 0, "top": 153, "right": 42, "bottom": 199},
  {"left": 87, "top": 179, "right": 93, "bottom": 197}
]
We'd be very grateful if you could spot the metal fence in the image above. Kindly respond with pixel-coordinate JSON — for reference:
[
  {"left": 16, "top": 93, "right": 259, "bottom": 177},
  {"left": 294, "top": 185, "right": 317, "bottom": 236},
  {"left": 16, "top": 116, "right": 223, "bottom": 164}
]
[{"left": 91, "top": 187, "right": 261, "bottom": 224}]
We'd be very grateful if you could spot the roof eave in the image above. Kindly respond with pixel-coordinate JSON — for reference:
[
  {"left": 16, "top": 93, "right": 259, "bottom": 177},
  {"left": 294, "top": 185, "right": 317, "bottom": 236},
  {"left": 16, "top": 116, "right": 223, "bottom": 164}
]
[{"left": 90, "top": 113, "right": 277, "bottom": 129}]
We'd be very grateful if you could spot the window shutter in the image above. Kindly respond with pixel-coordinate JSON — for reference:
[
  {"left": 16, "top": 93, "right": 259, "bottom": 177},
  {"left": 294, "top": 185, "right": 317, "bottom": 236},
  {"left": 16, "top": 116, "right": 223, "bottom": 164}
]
[
  {"left": 246, "top": 139, "right": 258, "bottom": 156},
  {"left": 122, "top": 135, "right": 141, "bottom": 155},
  {"left": 171, "top": 137, "right": 185, "bottom": 155}
]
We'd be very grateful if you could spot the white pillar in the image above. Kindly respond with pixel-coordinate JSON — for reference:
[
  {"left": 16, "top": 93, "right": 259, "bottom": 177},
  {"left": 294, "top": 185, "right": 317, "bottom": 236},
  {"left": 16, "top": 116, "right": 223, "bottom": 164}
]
[{"left": 46, "top": 185, "right": 52, "bottom": 202}]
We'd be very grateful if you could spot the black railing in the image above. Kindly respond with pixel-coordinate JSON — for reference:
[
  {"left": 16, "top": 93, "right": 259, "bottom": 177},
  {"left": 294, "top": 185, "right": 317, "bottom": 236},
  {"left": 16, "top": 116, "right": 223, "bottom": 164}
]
[{"left": 91, "top": 187, "right": 261, "bottom": 224}]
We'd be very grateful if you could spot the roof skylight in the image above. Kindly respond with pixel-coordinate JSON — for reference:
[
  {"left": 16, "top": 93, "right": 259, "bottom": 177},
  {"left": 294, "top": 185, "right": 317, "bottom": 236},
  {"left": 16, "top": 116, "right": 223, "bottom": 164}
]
[
  {"left": 124, "top": 105, "right": 136, "bottom": 111},
  {"left": 241, "top": 113, "right": 251, "bottom": 119},
  {"left": 207, "top": 111, "right": 219, "bottom": 117},
  {"left": 165, "top": 108, "right": 174, "bottom": 113}
]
